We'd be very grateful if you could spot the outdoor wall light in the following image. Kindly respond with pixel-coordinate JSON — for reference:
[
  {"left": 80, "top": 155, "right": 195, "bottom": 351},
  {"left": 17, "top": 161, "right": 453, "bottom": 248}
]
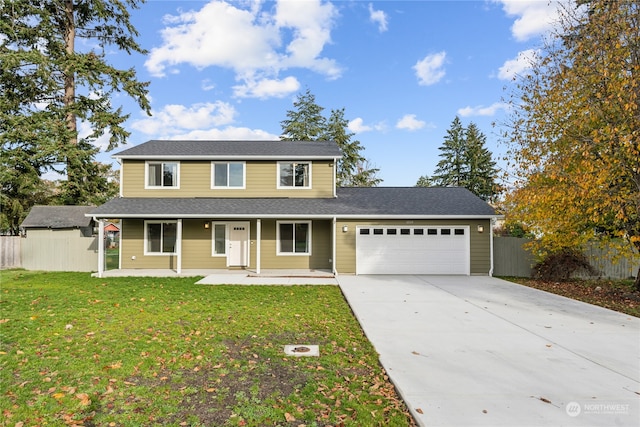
[
  {"left": 477, "top": 225, "right": 484, "bottom": 233},
  {"left": 204, "top": 221, "right": 210, "bottom": 229},
  {"left": 342, "top": 225, "right": 348, "bottom": 233}
]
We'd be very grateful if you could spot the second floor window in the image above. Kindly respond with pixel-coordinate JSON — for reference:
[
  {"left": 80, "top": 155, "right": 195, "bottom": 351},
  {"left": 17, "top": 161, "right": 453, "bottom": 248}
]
[
  {"left": 147, "top": 161, "right": 179, "bottom": 188},
  {"left": 278, "top": 162, "right": 311, "bottom": 188},
  {"left": 212, "top": 162, "right": 245, "bottom": 188}
]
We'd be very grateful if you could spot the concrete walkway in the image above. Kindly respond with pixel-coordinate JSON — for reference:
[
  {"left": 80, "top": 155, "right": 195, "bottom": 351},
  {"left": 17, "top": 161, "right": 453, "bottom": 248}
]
[{"left": 337, "top": 275, "right": 640, "bottom": 427}]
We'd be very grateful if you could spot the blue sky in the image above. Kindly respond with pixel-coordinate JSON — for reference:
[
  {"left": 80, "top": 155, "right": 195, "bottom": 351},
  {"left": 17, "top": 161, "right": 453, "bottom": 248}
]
[{"left": 88, "top": 0, "right": 564, "bottom": 186}]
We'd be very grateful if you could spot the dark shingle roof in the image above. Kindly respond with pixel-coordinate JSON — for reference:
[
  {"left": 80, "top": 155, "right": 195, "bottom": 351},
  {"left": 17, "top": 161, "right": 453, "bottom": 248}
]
[
  {"left": 113, "top": 140, "right": 342, "bottom": 159},
  {"left": 88, "top": 187, "right": 497, "bottom": 218},
  {"left": 21, "top": 206, "right": 96, "bottom": 228}
]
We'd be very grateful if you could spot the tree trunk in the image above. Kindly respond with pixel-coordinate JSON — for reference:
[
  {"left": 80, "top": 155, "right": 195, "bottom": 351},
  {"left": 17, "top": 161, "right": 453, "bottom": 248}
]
[
  {"left": 635, "top": 265, "right": 640, "bottom": 291},
  {"left": 63, "top": 0, "right": 77, "bottom": 199}
]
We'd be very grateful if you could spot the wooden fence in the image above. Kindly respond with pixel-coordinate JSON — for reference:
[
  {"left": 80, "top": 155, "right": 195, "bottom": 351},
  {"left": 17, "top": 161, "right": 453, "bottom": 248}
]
[
  {"left": 493, "top": 237, "right": 640, "bottom": 279},
  {"left": 0, "top": 236, "right": 21, "bottom": 269}
]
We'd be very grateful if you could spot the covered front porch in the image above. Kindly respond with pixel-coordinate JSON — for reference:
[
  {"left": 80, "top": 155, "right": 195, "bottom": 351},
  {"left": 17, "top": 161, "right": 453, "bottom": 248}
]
[{"left": 93, "top": 216, "right": 339, "bottom": 278}]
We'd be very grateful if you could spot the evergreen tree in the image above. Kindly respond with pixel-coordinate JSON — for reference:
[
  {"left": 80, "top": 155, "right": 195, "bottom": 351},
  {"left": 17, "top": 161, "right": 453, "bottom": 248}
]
[
  {"left": 424, "top": 117, "right": 499, "bottom": 201},
  {"left": 0, "top": 0, "right": 151, "bottom": 231},
  {"left": 280, "top": 89, "right": 326, "bottom": 141},
  {"left": 281, "top": 90, "right": 381, "bottom": 186},
  {"left": 431, "top": 117, "right": 467, "bottom": 187},
  {"left": 464, "top": 122, "right": 499, "bottom": 201}
]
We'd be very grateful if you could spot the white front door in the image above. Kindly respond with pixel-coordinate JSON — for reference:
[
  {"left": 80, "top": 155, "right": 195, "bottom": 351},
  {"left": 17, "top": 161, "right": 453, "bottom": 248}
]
[{"left": 228, "top": 222, "right": 249, "bottom": 267}]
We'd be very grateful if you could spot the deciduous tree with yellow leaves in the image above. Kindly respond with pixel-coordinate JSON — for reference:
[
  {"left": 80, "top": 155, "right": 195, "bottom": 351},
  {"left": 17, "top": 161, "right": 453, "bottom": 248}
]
[{"left": 503, "top": 1, "right": 640, "bottom": 289}]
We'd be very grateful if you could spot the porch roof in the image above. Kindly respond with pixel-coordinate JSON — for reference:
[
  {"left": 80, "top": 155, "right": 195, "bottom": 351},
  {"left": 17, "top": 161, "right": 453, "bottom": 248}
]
[{"left": 88, "top": 187, "right": 499, "bottom": 219}]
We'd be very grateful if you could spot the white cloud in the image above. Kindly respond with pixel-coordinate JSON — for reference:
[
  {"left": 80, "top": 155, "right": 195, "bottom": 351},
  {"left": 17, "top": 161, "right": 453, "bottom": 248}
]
[
  {"left": 348, "top": 117, "right": 386, "bottom": 133},
  {"left": 145, "top": 0, "right": 341, "bottom": 96},
  {"left": 396, "top": 114, "right": 426, "bottom": 131},
  {"left": 497, "top": 48, "right": 539, "bottom": 80},
  {"left": 131, "top": 102, "right": 237, "bottom": 136},
  {"left": 413, "top": 51, "right": 447, "bottom": 86},
  {"left": 457, "top": 102, "right": 509, "bottom": 117},
  {"left": 496, "top": 0, "right": 567, "bottom": 42},
  {"left": 368, "top": 3, "right": 388, "bottom": 32},
  {"left": 233, "top": 75, "right": 300, "bottom": 99},
  {"left": 201, "top": 79, "right": 216, "bottom": 91}
]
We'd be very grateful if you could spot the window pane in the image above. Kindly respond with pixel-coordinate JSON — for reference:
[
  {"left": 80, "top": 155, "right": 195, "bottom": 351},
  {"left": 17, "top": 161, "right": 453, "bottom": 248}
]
[
  {"left": 294, "top": 163, "right": 309, "bottom": 187},
  {"left": 148, "top": 163, "right": 162, "bottom": 186},
  {"left": 147, "top": 223, "right": 161, "bottom": 252},
  {"left": 162, "top": 222, "right": 177, "bottom": 253},
  {"left": 229, "top": 163, "right": 243, "bottom": 187},
  {"left": 294, "top": 223, "right": 309, "bottom": 253},
  {"left": 280, "top": 163, "right": 293, "bottom": 187},
  {"left": 279, "top": 223, "right": 294, "bottom": 252},
  {"left": 163, "top": 163, "right": 177, "bottom": 187},
  {"left": 214, "top": 163, "right": 228, "bottom": 187},
  {"left": 214, "top": 224, "right": 226, "bottom": 254}
]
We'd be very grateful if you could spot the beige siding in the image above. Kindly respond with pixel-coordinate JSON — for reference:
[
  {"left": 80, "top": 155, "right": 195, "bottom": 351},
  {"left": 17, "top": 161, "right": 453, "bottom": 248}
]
[
  {"left": 122, "top": 160, "right": 335, "bottom": 198},
  {"left": 335, "top": 219, "right": 492, "bottom": 274},
  {"left": 257, "top": 220, "right": 332, "bottom": 269},
  {"left": 21, "top": 229, "right": 98, "bottom": 272}
]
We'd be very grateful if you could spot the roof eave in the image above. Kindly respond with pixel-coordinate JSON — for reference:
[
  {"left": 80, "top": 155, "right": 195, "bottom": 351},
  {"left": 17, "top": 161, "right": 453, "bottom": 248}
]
[
  {"left": 113, "top": 155, "right": 342, "bottom": 161},
  {"left": 87, "top": 213, "right": 503, "bottom": 220}
]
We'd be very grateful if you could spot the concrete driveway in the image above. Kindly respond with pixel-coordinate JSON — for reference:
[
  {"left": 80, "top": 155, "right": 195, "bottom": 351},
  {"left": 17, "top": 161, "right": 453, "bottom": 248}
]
[{"left": 337, "top": 275, "right": 640, "bottom": 427}]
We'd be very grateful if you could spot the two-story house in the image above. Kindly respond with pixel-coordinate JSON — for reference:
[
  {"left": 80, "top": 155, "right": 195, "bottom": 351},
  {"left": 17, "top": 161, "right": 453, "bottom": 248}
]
[{"left": 88, "top": 140, "right": 500, "bottom": 277}]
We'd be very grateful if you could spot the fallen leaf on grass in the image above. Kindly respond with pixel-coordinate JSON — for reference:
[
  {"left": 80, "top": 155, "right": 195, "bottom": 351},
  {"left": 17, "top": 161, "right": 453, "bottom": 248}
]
[
  {"left": 52, "top": 392, "right": 65, "bottom": 400},
  {"left": 76, "top": 393, "right": 91, "bottom": 406},
  {"left": 284, "top": 412, "right": 296, "bottom": 422}
]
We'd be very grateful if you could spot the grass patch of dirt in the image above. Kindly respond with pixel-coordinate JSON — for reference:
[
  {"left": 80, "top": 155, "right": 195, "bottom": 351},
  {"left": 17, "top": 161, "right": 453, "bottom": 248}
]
[{"left": 504, "top": 277, "right": 640, "bottom": 317}]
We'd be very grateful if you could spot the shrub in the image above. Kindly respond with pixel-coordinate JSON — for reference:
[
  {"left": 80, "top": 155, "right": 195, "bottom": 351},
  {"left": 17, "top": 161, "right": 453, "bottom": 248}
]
[{"left": 533, "top": 249, "right": 599, "bottom": 281}]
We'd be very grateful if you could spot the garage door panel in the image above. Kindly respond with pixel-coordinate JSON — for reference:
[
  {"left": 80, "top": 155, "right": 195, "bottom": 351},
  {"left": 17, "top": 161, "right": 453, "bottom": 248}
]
[{"left": 356, "top": 226, "right": 469, "bottom": 275}]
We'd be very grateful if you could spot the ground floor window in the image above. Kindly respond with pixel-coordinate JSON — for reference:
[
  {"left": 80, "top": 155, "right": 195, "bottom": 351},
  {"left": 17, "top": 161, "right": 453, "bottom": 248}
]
[
  {"left": 144, "top": 221, "right": 177, "bottom": 255},
  {"left": 277, "top": 221, "right": 311, "bottom": 255}
]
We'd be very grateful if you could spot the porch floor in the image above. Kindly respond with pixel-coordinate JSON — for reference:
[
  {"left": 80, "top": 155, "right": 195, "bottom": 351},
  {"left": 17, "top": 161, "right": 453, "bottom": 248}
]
[{"left": 93, "top": 269, "right": 338, "bottom": 285}]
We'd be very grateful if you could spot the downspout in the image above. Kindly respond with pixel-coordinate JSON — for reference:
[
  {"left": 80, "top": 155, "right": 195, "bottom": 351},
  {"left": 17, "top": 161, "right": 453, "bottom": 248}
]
[
  {"left": 333, "top": 160, "right": 337, "bottom": 198},
  {"left": 118, "top": 160, "right": 123, "bottom": 197},
  {"left": 489, "top": 218, "right": 495, "bottom": 277},
  {"left": 332, "top": 217, "right": 337, "bottom": 275},
  {"left": 94, "top": 217, "right": 104, "bottom": 278}
]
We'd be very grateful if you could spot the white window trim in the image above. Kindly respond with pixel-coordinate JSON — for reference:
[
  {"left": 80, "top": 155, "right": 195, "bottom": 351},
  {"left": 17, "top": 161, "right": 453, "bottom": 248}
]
[
  {"left": 144, "top": 161, "right": 180, "bottom": 189},
  {"left": 276, "top": 161, "right": 312, "bottom": 189},
  {"left": 276, "top": 220, "right": 312, "bottom": 256},
  {"left": 211, "top": 222, "right": 227, "bottom": 257},
  {"left": 143, "top": 220, "right": 178, "bottom": 256},
  {"left": 211, "top": 161, "right": 246, "bottom": 189}
]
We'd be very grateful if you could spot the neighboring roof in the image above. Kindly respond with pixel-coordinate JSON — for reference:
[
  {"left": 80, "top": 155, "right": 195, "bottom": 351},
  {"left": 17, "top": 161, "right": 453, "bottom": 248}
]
[
  {"left": 21, "top": 206, "right": 96, "bottom": 229},
  {"left": 88, "top": 187, "right": 498, "bottom": 219},
  {"left": 113, "top": 140, "right": 342, "bottom": 160},
  {"left": 104, "top": 223, "right": 120, "bottom": 232}
]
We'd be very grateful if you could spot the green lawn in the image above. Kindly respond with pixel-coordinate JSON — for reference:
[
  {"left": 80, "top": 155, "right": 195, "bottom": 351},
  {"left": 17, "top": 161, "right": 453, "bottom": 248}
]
[{"left": 0, "top": 270, "right": 414, "bottom": 426}]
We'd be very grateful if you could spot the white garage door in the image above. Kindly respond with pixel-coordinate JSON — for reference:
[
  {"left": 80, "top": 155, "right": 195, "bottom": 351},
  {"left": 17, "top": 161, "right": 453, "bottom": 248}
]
[{"left": 356, "top": 226, "right": 470, "bottom": 275}]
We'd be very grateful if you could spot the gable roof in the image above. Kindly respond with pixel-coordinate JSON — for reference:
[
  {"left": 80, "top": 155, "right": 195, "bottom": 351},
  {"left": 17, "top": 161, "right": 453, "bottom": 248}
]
[
  {"left": 21, "top": 206, "right": 96, "bottom": 229},
  {"left": 88, "top": 187, "right": 498, "bottom": 219},
  {"left": 113, "top": 140, "right": 342, "bottom": 160}
]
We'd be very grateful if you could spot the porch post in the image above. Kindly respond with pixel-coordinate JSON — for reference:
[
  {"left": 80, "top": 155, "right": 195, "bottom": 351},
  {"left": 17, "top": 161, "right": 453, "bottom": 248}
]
[
  {"left": 97, "top": 218, "right": 104, "bottom": 278},
  {"left": 176, "top": 219, "right": 182, "bottom": 274},
  {"left": 256, "top": 219, "right": 261, "bottom": 274},
  {"left": 332, "top": 217, "right": 337, "bottom": 275}
]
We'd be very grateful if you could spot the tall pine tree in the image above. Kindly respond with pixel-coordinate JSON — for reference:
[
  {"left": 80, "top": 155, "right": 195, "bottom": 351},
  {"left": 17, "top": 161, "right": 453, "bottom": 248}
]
[
  {"left": 281, "top": 90, "right": 381, "bottom": 187},
  {"left": 418, "top": 117, "right": 499, "bottom": 201},
  {"left": 1, "top": 0, "right": 150, "bottom": 229}
]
